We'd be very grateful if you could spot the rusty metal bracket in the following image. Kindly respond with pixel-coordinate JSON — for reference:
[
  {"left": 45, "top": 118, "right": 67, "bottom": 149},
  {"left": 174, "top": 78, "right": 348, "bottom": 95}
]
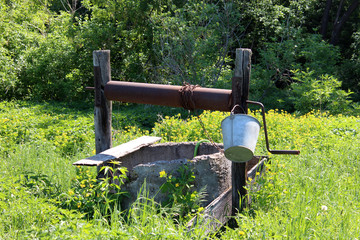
[{"left": 247, "top": 100, "right": 300, "bottom": 155}]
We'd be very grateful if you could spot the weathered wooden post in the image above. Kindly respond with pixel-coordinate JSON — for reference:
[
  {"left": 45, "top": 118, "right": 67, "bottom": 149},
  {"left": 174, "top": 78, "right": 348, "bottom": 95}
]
[
  {"left": 93, "top": 50, "right": 112, "bottom": 172},
  {"left": 231, "top": 48, "right": 252, "bottom": 214}
]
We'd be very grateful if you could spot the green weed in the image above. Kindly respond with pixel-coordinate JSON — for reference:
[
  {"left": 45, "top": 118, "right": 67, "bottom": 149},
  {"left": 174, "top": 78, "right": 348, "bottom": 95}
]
[
  {"left": 0, "top": 101, "right": 94, "bottom": 156},
  {"left": 0, "top": 100, "right": 359, "bottom": 238},
  {"left": 58, "top": 164, "right": 128, "bottom": 220},
  {"left": 159, "top": 165, "right": 206, "bottom": 221}
]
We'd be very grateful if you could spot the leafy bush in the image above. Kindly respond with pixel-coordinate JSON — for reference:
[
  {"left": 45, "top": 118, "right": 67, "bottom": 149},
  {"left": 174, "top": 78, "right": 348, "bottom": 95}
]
[
  {"left": 1, "top": 0, "right": 360, "bottom": 109},
  {"left": 338, "top": 31, "right": 360, "bottom": 102},
  {"left": 338, "top": 60, "right": 360, "bottom": 102},
  {"left": 250, "top": 33, "right": 342, "bottom": 112},
  {"left": 150, "top": 1, "right": 238, "bottom": 87},
  {"left": 0, "top": 1, "right": 93, "bottom": 101},
  {"left": 59, "top": 164, "right": 128, "bottom": 219},
  {"left": 19, "top": 29, "right": 85, "bottom": 101},
  {"left": 0, "top": 46, "right": 18, "bottom": 99},
  {"left": 159, "top": 165, "right": 206, "bottom": 220},
  {"left": 290, "top": 69, "right": 355, "bottom": 115},
  {"left": 0, "top": 101, "right": 94, "bottom": 156}
]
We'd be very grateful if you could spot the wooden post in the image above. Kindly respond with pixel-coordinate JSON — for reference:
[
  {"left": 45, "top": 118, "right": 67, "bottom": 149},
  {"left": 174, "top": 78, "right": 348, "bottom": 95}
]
[
  {"left": 231, "top": 48, "right": 252, "bottom": 215},
  {"left": 93, "top": 50, "right": 112, "bottom": 172}
]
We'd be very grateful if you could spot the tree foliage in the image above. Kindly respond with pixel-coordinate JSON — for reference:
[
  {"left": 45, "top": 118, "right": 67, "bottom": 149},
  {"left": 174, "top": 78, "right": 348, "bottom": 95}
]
[{"left": 0, "top": 0, "right": 359, "bottom": 113}]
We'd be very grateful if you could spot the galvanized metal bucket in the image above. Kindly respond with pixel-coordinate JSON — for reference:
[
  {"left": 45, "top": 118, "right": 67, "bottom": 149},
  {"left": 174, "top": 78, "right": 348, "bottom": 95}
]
[{"left": 221, "top": 114, "right": 261, "bottom": 162}]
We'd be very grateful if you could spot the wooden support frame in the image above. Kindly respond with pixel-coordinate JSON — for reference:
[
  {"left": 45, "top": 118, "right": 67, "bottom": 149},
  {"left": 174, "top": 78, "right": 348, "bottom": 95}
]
[
  {"left": 93, "top": 50, "right": 112, "bottom": 172},
  {"left": 94, "top": 50, "right": 112, "bottom": 154},
  {"left": 90, "top": 48, "right": 261, "bottom": 230},
  {"left": 231, "top": 48, "right": 252, "bottom": 214}
]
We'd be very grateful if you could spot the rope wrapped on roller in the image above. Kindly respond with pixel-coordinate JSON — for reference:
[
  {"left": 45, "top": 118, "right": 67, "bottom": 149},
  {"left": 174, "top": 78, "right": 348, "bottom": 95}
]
[
  {"left": 178, "top": 82, "right": 200, "bottom": 111},
  {"left": 104, "top": 81, "right": 232, "bottom": 112},
  {"left": 178, "top": 82, "right": 224, "bottom": 154}
]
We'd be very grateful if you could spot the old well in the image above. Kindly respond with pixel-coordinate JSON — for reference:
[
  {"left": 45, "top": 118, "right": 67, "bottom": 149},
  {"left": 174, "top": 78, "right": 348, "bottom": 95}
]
[
  {"left": 74, "top": 136, "right": 265, "bottom": 212},
  {"left": 112, "top": 142, "right": 230, "bottom": 209}
]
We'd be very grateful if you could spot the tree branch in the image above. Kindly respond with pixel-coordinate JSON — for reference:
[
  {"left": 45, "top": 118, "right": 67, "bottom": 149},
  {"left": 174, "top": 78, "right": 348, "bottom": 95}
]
[
  {"left": 334, "top": 0, "right": 344, "bottom": 26},
  {"left": 330, "top": 0, "right": 359, "bottom": 45},
  {"left": 320, "top": 0, "right": 332, "bottom": 39}
]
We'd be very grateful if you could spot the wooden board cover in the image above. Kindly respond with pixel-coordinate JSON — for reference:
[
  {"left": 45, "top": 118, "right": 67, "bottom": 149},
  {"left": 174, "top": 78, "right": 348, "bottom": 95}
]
[
  {"left": 187, "top": 156, "right": 268, "bottom": 234},
  {"left": 73, "top": 136, "right": 162, "bottom": 166}
]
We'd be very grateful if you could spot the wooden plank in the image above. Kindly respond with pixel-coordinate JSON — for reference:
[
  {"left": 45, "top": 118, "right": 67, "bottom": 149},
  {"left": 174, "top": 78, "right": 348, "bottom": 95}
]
[
  {"left": 187, "top": 156, "right": 267, "bottom": 234},
  {"left": 187, "top": 187, "right": 232, "bottom": 233},
  {"left": 73, "top": 136, "right": 162, "bottom": 166},
  {"left": 247, "top": 156, "right": 267, "bottom": 180},
  {"left": 231, "top": 48, "right": 252, "bottom": 215},
  {"left": 93, "top": 50, "right": 112, "bottom": 172}
]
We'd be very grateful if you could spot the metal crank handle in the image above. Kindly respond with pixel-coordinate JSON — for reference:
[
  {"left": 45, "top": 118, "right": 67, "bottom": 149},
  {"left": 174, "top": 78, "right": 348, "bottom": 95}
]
[
  {"left": 246, "top": 100, "right": 300, "bottom": 155},
  {"left": 268, "top": 150, "right": 300, "bottom": 155}
]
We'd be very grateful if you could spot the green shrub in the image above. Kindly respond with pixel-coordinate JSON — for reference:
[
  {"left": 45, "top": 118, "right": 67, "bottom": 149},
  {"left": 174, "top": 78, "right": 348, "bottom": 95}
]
[
  {"left": 159, "top": 165, "right": 206, "bottom": 221},
  {"left": 150, "top": 1, "right": 237, "bottom": 87},
  {"left": 17, "top": 11, "right": 90, "bottom": 101},
  {"left": 0, "top": 46, "right": 18, "bottom": 99},
  {"left": 0, "top": 101, "right": 94, "bottom": 156},
  {"left": 339, "top": 31, "right": 360, "bottom": 102},
  {"left": 19, "top": 172, "right": 60, "bottom": 199},
  {"left": 250, "top": 33, "right": 342, "bottom": 112},
  {"left": 290, "top": 69, "right": 354, "bottom": 115},
  {"left": 58, "top": 164, "right": 128, "bottom": 220}
]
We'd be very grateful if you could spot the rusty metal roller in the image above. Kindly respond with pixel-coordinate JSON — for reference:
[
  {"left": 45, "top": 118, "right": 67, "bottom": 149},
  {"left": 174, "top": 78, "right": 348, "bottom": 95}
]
[{"left": 104, "top": 81, "right": 232, "bottom": 112}]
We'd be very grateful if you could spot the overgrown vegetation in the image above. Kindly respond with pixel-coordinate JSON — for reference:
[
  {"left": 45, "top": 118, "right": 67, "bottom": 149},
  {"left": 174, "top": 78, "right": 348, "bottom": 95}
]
[
  {"left": 0, "top": 101, "right": 359, "bottom": 238},
  {"left": 58, "top": 163, "right": 128, "bottom": 220},
  {"left": 159, "top": 165, "right": 207, "bottom": 221},
  {"left": 1, "top": 0, "right": 359, "bottom": 238}
]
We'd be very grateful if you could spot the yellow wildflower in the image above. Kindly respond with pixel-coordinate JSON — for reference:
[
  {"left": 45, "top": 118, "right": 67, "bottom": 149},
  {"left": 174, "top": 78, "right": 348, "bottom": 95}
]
[{"left": 159, "top": 170, "right": 167, "bottom": 178}]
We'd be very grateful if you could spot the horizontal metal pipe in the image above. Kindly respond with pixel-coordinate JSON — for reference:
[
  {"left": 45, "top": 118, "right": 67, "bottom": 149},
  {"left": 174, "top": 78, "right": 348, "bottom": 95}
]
[
  {"left": 85, "top": 86, "right": 95, "bottom": 91},
  {"left": 104, "top": 81, "right": 232, "bottom": 112}
]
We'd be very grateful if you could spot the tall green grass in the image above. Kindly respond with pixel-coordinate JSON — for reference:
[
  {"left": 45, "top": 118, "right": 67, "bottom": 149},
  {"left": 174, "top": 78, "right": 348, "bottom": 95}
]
[
  {"left": 155, "top": 110, "right": 360, "bottom": 238},
  {"left": 0, "top": 101, "right": 359, "bottom": 239}
]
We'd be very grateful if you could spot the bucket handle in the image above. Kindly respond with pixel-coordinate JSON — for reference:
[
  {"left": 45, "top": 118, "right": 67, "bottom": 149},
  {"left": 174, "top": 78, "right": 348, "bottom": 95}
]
[
  {"left": 246, "top": 100, "right": 300, "bottom": 155},
  {"left": 230, "top": 104, "right": 245, "bottom": 114}
]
